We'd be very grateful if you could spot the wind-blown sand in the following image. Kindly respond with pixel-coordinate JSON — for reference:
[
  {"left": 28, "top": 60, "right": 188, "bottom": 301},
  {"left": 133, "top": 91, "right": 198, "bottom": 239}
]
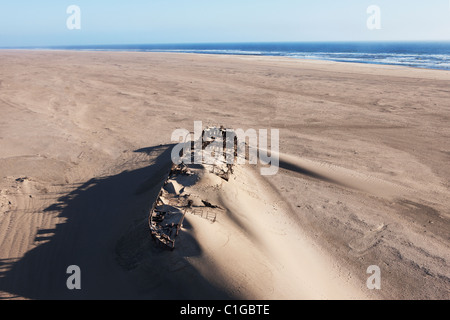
[{"left": 0, "top": 50, "right": 449, "bottom": 299}]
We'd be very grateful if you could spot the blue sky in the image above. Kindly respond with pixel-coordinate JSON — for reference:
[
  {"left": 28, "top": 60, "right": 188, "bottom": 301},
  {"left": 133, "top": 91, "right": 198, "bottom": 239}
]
[{"left": 0, "top": 1, "right": 449, "bottom": 47}]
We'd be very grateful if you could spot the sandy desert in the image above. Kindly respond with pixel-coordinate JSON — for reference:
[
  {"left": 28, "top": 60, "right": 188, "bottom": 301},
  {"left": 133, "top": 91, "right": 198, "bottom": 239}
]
[{"left": 0, "top": 50, "right": 449, "bottom": 299}]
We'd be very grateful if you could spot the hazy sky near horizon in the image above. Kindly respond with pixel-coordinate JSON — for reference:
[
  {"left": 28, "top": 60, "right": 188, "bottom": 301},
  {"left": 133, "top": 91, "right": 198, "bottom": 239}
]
[{"left": 0, "top": 1, "right": 449, "bottom": 46}]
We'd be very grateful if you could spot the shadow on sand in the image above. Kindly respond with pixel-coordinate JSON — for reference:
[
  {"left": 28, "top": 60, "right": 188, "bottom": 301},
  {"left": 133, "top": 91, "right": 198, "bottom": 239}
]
[{"left": 0, "top": 144, "right": 233, "bottom": 299}]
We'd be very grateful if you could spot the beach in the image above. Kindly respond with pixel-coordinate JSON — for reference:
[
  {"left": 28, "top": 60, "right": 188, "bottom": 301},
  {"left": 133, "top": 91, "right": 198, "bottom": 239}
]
[{"left": 0, "top": 50, "right": 449, "bottom": 299}]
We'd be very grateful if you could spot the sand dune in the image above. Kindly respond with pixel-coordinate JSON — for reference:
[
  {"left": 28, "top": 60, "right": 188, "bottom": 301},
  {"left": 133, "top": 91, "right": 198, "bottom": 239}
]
[
  {"left": 160, "top": 162, "right": 367, "bottom": 299},
  {"left": 0, "top": 51, "right": 449, "bottom": 299}
]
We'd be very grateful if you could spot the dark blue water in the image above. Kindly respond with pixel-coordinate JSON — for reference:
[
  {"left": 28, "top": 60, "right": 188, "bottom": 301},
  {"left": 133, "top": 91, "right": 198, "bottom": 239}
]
[{"left": 34, "top": 42, "right": 450, "bottom": 70}]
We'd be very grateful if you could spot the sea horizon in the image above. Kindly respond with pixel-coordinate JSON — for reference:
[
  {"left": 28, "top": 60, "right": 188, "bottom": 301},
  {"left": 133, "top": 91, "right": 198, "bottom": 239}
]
[{"left": 2, "top": 41, "right": 450, "bottom": 71}]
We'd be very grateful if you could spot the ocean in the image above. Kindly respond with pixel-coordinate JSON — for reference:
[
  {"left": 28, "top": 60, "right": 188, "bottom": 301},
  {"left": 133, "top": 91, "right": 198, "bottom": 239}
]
[{"left": 29, "top": 42, "right": 450, "bottom": 71}]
